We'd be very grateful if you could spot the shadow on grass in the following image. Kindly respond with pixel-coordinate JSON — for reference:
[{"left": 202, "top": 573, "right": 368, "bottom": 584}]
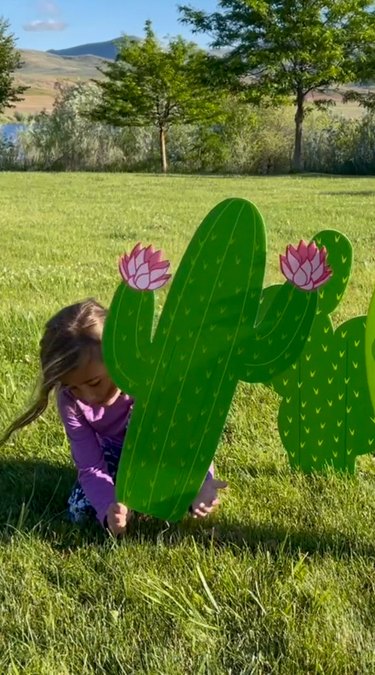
[
  {"left": 0, "top": 458, "right": 373, "bottom": 559},
  {"left": 290, "top": 173, "right": 371, "bottom": 179},
  {"left": 203, "top": 517, "right": 375, "bottom": 559},
  {"left": 321, "top": 191, "right": 375, "bottom": 197},
  {"left": 0, "top": 457, "right": 85, "bottom": 540}
]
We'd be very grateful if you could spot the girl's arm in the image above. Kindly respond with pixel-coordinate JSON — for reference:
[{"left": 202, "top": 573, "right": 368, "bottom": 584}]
[{"left": 57, "top": 389, "right": 115, "bottom": 526}]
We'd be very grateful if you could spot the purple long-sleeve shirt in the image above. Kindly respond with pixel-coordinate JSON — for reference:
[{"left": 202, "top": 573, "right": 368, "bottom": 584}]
[
  {"left": 57, "top": 388, "right": 214, "bottom": 525},
  {"left": 57, "top": 388, "right": 134, "bottom": 524}
]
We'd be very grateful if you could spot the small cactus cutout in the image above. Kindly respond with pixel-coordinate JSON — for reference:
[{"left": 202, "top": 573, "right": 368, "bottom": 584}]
[
  {"left": 365, "top": 288, "right": 375, "bottom": 415},
  {"left": 103, "top": 198, "right": 318, "bottom": 520},
  {"left": 271, "top": 230, "right": 375, "bottom": 472}
]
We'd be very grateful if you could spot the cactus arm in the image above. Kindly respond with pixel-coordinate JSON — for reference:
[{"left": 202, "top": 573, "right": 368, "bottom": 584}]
[
  {"left": 102, "top": 282, "right": 154, "bottom": 395},
  {"left": 314, "top": 230, "right": 352, "bottom": 314},
  {"left": 256, "top": 284, "right": 283, "bottom": 325},
  {"left": 242, "top": 229, "right": 351, "bottom": 386},
  {"left": 274, "top": 314, "right": 334, "bottom": 469},
  {"left": 365, "top": 288, "right": 375, "bottom": 414},
  {"left": 238, "top": 283, "right": 317, "bottom": 383},
  {"left": 334, "top": 317, "right": 374, "bottom": 470},
  {"left": 260, "top": 231, "right": 350, "bottom": 321}
]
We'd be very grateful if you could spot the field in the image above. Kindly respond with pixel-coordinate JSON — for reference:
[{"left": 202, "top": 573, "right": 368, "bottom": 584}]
[{"left": 0, "top": 173, "right": 375, "bottom": 674}]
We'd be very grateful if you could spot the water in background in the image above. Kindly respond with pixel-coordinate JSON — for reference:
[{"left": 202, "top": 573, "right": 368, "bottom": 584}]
[{"left": 0, "top": 123, "right": 26, "bottom": 142}]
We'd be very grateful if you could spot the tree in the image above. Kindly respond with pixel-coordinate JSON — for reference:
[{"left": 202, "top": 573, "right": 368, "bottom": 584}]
[
  {"left": 90, "top": 21, "right": 225, "bottom": 173},
  {"left": 180, "top": 0, "right": 375, "bottom": 172},
  {"left": 0, "top": 17, "right": 28, "bottom": 113}
]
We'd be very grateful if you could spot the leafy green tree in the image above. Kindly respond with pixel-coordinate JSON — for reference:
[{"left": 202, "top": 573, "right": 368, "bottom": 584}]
[
  {"left": 343, "top": 85, "right": 375, "bottom": 113},
  {"left": 180, "top": 0, "right": 375, "bottom": 171},
  {"left": 0, "top": 17, "right": 28, "bottom": 114},
  {"left": 90, "top": 21, "right": 224, "bottom": 172}
]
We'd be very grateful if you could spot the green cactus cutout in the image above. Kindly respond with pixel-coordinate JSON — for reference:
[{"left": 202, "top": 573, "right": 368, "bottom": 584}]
[
  {"left": 271, "top": 230, "right": 375, "bottom": 472},
  {"left": 103, "top": 198, "right": 318, "bottom": 520},
  {"left": 365, "top": 288, "right": 375, "bottom": 415}
]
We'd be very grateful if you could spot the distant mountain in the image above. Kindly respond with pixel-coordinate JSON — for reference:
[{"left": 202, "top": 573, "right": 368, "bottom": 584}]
[
  {"left": 47, "top": 37, "right": 139, "bottom": 61},
  {"left": 47, "top": 36, "right": 225, "bottom": 62},
  {"left": 20, "top": 49, "right": 104, "bottom": 78}
]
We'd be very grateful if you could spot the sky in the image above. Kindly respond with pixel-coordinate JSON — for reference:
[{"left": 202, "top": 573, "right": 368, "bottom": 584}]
[{"left": 3, "top": 0, "right": 218, "bottom": 52}]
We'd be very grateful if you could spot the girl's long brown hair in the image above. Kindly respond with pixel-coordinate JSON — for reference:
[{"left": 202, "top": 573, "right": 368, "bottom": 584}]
[{"left": 1, "top": 298, "right": 107, "bottom": 445}]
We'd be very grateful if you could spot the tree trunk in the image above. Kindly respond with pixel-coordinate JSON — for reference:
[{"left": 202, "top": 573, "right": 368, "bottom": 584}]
[
  {"left": 293, "top": 91, "right": 304, "bottom": 173},
  {"left": 159, "top": 126, "right": 168, "bottom": 173}
]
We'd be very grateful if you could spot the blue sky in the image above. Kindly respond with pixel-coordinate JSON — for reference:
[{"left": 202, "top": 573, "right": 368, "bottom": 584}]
[{"left": 3, "top": 0, "right": 218, "bottom": 51}]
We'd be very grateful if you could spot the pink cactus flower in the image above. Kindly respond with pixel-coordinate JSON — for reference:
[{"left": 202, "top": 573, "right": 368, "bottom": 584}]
[
  {"left": 280, "top": 240, "right": 332, "bottom": 291},
  {"left": 119, "top": 243, "right": 171, "bottom": 291}
]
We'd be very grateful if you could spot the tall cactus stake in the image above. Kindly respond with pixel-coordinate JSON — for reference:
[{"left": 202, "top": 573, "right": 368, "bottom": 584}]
[
  {"left": 365, "top": 288, "right": 375, "bottom": 415},
  {"left": 271, "top": 230, "right": 375, "bottom": 472},
  {"left": 103, "top": 198, "right": 318, "bottom": 520}
]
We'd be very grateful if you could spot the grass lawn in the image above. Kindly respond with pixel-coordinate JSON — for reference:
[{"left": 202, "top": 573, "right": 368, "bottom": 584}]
[{"left": 0, "top": 173, "right": 375, "bottom": 674}]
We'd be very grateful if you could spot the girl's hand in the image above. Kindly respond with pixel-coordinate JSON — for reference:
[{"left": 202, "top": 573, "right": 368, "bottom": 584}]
[
  {"left": 106, "top": 502, "right": 131, "bottom": 536},
  {"left": 190, "top": 478, "right": 227, "bottom": 518}
]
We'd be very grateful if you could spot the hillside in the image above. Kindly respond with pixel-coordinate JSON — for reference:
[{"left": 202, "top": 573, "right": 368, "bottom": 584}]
[
  {"left": 5, "top": 50, "right": 105, "bottom": 117},
  {"left": 19, "top": 49, "right": 105, "bottom": 79},
  {"left": 6, "top": 38, "right": 136, "bottom": 118}
]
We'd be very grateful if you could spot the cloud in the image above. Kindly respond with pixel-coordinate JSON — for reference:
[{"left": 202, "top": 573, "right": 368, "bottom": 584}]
[{"left": 23, "top": 19, "right": 67, "bottom": 31}]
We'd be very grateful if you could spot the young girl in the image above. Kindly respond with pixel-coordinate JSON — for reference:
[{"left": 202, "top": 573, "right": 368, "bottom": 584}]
[{"left": 1, "top": 299, "right": 226, "bottom": 535}]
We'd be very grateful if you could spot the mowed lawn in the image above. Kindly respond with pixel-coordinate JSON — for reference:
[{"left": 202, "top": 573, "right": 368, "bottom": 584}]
[{"left": 0, "top": 173, "right": 375, "bottom": 674}]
